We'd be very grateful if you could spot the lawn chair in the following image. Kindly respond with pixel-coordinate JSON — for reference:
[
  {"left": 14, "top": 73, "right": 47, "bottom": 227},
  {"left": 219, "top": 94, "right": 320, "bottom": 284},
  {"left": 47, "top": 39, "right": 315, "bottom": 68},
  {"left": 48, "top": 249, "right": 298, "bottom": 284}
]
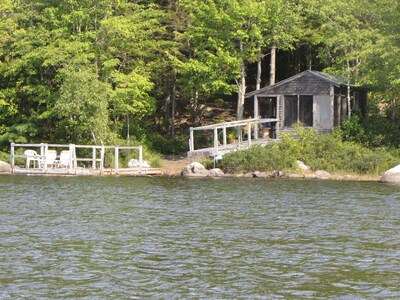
[
  {"left": 43, "top": 150, "right": 58, "bottom": 168},
  {"left": 59, "top": 150, "right": 71, "bottom": 168},
  {"left": 24, "top": 149, "right": 40, "bottom": 168}
]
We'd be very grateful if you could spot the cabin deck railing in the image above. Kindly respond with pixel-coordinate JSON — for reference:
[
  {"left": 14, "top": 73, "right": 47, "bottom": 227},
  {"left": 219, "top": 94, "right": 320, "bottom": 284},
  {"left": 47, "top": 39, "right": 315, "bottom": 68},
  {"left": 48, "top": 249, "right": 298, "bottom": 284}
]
[
  {"left": 188, "top": 117, "right": 279, "bottom": 157},
  {"left": 10, "top": 143, "right": 144, "bottom": 175}
]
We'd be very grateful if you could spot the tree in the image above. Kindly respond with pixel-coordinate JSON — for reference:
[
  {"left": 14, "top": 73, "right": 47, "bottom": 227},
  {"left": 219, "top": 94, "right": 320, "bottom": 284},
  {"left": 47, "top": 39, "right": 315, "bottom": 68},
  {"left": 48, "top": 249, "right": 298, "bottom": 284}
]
[{"left": 55, "top": 68, "right": 110, "bottom": 143}]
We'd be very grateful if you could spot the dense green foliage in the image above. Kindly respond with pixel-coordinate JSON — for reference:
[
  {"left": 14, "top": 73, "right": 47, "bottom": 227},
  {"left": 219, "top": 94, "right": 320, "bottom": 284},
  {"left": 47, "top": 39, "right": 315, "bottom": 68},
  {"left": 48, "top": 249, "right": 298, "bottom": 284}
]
[
  {"left": 0, "top": 0, "right": 399, "bottom": 154},
  {"left": 219, "top": 126, "right": 400, "bottom": 175}
]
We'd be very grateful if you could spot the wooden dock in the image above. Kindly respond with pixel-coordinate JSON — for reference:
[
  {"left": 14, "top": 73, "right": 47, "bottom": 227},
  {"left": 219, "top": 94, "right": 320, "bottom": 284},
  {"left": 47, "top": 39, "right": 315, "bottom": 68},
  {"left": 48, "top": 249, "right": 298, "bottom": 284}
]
[{"left": 10, "top": 143, "right": 162, "bottom": 176}]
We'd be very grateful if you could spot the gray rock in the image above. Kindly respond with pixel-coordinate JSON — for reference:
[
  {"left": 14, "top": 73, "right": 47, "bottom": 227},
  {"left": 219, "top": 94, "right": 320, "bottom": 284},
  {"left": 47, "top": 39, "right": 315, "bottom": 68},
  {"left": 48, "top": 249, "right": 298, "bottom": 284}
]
[
  {"left": 209, "top": 168, "right": 225, "bottom": 177},
  {"left": 304, "top": 174, "right": 317, "bottom": 179},
  {"left": 253, "top": 171, "right": 277, "bottom": 178},
  {"left": 128, "top": 159, "right": 150, "bottom": 168},
  {"left": 296, "top": 160, "right": 311, "bottom": 172},
  {"left": 380, "top": 164, "right": 400, "bottom": 183},
  {"left": 315, "top": 170, "right": 331, "bottom": 179},
  {"left": 181, "top": 162, "right": 209, "bottom": 177},
  {"left": 0, "top": 160, "right": 11, "bottom": 173},
  {"left": 288, "top": 174, "right": 303, "bottom": 179}
]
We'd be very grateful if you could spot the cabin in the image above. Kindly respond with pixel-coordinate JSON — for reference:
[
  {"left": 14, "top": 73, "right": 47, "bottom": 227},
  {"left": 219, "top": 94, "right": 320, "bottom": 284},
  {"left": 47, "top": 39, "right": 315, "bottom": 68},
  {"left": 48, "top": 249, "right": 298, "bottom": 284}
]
[
  {"left": 188, "top": 70, "right": 367, "bottom": 157},
  {"left": 245, "top": 70, "right": 367, "bottom": 136}
]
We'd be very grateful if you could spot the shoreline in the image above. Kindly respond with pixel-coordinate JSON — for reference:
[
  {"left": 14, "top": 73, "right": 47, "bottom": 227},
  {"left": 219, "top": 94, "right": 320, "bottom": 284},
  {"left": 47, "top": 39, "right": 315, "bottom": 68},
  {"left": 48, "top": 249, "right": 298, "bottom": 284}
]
[
  {"left": 0, "top": 158, "right": 383, "bottom": 182},
  {"left": 159, "top": 157, "right": 382, "bottom": 181}
]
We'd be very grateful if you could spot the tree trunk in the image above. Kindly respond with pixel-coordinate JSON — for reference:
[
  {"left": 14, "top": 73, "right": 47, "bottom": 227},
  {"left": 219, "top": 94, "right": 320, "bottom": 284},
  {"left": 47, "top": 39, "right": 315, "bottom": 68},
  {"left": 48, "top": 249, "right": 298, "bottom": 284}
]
[
  {"left": 270, "top": 45, "right": 276, "bottom": 86},
  {"left": 256, "top": 51, "right": 262, "bottom": 90},
  {"left": 126, "top": 112, "right": 130, "bottom": 140},
  {"left": 236, "top": 40, "right": 246, "bottom": 120},
  {"left": 346, "top": 56, "right": 351, "bottom": 119},
  {"left": 237, "top": 59, "right": 246, "bottom": 120},
  {"left": 171, "top": 72, "right": 176, "bottom": 136}
]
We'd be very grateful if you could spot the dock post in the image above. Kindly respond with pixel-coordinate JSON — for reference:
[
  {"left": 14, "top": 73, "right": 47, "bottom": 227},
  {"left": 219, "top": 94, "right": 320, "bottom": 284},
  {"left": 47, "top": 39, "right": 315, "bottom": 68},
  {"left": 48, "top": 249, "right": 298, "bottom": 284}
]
[
  {"left": 254, "top": 95, "right": 259, "bottom": 139},
  {"left": 100, "top": 146, "right": 104, "bottom": 174},
  {"left": 223, "top": 126, "right": 227, "bottom": 146},
  {"left": 115, "top": 146, "right": 119, "bottom": 175},
  {"left": 68, "top": 144, "right": 73, "bottom": 174},
  {"left": 10, "top": 143, "right": 15, "bottom": 173},
  {"left": 213, "top": 127, "right": 218, "bottom": 156},
  {"left": 41, "top": 143, "right": 47, "bottom": 171},
  {"left": 138, "top": 145, "right": 143, "bottom": 175},
  {"left": 189, "top": 128, "right": 194, "bottom": 152},
  {"left": 247, "top": 122, "right": 252, "bottom": 148},
  {"left": 92, "top": 147, "right": 96, "bottom": 169}
]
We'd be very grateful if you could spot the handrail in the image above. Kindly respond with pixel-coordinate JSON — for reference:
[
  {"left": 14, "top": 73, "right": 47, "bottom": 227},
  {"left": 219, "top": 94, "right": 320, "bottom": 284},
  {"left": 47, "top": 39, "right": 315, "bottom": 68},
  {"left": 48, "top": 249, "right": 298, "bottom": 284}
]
[
  {"left": 188, "top": 117, "right": 279, "bottom": 156},
  {"left": 10, "top": 143, "right": 143, "bottom": 175}
]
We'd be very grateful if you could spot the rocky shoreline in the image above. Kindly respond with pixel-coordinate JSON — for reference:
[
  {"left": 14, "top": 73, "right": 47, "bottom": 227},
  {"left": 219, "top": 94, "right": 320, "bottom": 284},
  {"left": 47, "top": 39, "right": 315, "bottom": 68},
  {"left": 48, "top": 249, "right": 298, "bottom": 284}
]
[
  {"left": 2, "top": 158, "right": 399, "bottom": 183},
  {"left": 177, "top": 161, "right": 381, "bottom": 182}
]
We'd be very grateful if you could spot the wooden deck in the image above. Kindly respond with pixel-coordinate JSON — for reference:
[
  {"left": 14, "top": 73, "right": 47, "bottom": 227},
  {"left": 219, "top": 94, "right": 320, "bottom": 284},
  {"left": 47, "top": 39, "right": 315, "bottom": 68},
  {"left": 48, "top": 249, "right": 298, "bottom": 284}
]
[{"left": 12, "top": 167, "right": 162, "bottom": 176}]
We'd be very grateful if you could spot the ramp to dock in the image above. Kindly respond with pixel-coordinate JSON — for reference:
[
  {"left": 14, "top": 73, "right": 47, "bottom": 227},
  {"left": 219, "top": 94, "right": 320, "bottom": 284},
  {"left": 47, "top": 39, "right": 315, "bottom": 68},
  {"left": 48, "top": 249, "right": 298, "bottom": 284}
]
[{"left": 188, "top": 117, "right": 279, "bottom": 157}]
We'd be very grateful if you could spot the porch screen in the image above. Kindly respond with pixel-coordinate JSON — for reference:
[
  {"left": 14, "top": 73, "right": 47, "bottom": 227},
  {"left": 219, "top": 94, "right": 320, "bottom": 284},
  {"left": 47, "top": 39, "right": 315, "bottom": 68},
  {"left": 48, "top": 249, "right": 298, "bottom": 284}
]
[
  {"left": 299, "top": 95, "right": 313, "bottom": 126},
  {"left": 284, "top": 95, "right": 313, "bottom": 127},
  {"left": 284, "top": 96, "right": 298, "bottom": 127}
]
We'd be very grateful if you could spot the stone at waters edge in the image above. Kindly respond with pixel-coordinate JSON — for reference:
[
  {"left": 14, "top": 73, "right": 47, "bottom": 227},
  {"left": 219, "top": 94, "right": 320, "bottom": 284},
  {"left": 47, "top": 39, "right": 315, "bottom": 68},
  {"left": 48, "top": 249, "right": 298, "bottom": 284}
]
[
  {"left": 181, "top": 162, "right": 210, "bottom": 177},
  {"left": 0, "top": 160, "right": 11, "bottom": 173},
  {"left": 380, "top": 164, "right": 400, "bottom": 184}
]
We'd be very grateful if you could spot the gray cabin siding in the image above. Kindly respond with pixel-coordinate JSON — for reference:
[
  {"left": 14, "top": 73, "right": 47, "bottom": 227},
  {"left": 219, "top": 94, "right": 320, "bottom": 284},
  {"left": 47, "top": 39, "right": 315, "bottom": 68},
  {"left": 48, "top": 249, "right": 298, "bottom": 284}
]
[{"left": 245, "top": 70, "right": 367, "bottom": 134}]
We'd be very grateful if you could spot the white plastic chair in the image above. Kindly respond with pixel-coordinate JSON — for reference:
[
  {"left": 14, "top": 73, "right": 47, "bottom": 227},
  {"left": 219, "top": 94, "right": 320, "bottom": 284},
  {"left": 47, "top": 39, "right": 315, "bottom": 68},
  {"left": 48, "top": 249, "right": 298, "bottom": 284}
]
[
  {"left": 59, "top": 150, "right": 70, "bottom": 168},
  {"left": 43, "top": 150, "right": 58, "bottom": 168},
  {"left": 24, "top": 150, "right": 40, "bottom": 168}
]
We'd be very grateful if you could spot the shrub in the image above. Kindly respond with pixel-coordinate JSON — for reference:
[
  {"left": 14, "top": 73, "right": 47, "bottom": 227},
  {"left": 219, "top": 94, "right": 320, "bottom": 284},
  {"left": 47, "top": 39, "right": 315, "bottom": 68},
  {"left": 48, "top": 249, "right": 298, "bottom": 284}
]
[
  {"left": 148, "top": 133, "right": 188, "bottom": 155},
  {"left": 219, "top": 126, "right": 400, "bottom": 175}
]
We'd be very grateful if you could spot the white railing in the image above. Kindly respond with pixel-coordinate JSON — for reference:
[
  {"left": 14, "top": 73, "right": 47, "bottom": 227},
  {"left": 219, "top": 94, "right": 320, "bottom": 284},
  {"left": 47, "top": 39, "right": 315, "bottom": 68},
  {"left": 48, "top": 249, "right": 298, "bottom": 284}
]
[
  {"left": 10, "top": 143, "right": 143, "bottom": 175},
  {"left": 188, "top": 117, "right": 278, "bottom": 156}
]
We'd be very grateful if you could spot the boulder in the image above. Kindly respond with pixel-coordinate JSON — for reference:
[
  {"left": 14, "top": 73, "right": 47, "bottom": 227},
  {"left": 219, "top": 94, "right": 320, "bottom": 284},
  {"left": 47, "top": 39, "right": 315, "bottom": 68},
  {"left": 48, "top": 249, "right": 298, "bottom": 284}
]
[
  {"left": 209, "top": 168, "right": 225, "bottom": 177},
  {"left": 304, "top": 173, "right": 317, "bottom": 179},
  {"left": 252, "top": 171, "right": 277, "bottom": 178},
  {"left": 0, "top": 160, "right": 11, "bottom": 173},
  {"left": 296, "top": 160, "right": 312, "bottom": 173},
  {"left": 128, "top": 159, "right": 150, "bottom": 168},
  {"left": 380, "top": 164, "right": 400, "bottom": 184},
  {"left": 181, "top": 162, "right": 210, "bottom": 177},
  {"left": 315, "top": 170, "right": 331, "bottom": 179},
  {"left": 288, "top": 173, "right": 303, "bottom": 179}
]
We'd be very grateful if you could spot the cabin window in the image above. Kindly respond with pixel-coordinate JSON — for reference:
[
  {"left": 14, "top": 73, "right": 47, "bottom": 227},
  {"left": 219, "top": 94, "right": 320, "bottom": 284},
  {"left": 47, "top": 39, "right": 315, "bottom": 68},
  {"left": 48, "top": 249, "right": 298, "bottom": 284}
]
[{"left": 284, "top": 95, "right": 313, "bottom": 127}]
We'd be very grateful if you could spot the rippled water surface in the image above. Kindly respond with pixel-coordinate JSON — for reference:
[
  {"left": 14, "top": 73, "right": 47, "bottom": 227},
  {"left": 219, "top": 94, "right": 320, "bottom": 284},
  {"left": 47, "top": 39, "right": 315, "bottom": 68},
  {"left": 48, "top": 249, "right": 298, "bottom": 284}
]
[{"left": 1, "top": 175, "right": 399, "bottom": 299}]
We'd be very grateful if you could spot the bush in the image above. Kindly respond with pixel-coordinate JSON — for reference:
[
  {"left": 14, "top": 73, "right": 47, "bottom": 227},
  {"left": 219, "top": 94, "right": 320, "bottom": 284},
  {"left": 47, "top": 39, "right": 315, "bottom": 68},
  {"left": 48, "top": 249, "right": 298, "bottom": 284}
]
[
  {"left": 147, "top": 133, "right": 188, "bottom": 155},
  {"left": 220, "top": 143, "right": 296, "bottom": 174},
  {"left": 219, "top": 126, "right": 400, "bottom": 175}
]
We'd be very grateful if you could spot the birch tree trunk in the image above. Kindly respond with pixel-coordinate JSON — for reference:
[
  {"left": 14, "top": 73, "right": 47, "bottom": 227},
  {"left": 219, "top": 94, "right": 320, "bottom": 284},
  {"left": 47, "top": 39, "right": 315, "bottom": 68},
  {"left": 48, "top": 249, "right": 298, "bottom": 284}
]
[
  {"left": 237, "top": 40, "right": 246, "bottom": 120},
  {"left": 270, "top": 45, "right": 276, "bottom": 86},
  {"left": 256, "top": 51, "right": 262, "bottom": 90},
  {"left": 346, "top": 56, "right": 352, "bottom": 119},
  {"left": 171, "top": 72, "right": 177, "bottom": 136},
  {"left": 237, "top": 58, "right": 246, "bottom": 120}
]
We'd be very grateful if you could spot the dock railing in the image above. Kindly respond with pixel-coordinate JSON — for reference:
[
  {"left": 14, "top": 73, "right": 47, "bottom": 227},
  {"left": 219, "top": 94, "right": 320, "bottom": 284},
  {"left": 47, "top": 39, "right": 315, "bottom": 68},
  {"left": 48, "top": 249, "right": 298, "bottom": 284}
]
[
  {"left": 10, "top": 143, "right": 144, "bottom": 175},
  {"left": 188, "top": 117, "right": 279, "bottom": 157}
]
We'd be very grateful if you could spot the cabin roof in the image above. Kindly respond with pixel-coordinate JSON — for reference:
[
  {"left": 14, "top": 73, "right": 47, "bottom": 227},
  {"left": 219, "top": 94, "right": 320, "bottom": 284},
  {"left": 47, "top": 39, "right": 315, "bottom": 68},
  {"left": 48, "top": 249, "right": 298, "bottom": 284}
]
[{"left": 245, "top": 70, "right": 349, "bottom": 98}]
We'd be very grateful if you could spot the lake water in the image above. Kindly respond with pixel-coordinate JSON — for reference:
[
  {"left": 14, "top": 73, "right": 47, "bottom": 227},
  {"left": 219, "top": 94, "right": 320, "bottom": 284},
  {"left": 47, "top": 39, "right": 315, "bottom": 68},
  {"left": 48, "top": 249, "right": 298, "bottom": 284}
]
[{"left": 0, "top": 175, "right": 399, "bottom": 299}]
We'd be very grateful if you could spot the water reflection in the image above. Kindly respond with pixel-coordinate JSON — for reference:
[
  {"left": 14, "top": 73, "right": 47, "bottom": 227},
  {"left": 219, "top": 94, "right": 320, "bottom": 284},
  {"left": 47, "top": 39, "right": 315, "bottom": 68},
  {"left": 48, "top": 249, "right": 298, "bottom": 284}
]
[{"left": 1, "top": 175, "right": 399, "bottom": 299}]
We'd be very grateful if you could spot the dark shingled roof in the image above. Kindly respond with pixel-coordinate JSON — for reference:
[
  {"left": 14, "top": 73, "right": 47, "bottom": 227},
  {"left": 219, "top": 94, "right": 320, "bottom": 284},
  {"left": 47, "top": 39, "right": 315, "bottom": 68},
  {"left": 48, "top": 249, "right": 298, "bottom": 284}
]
[{"left": 245, "top": 70, "right": 349, "bottom": 98}]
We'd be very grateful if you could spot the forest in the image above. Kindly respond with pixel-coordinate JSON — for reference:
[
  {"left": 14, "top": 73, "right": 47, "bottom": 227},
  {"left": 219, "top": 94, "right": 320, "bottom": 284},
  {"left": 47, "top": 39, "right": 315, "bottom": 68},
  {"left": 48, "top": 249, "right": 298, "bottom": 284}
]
[{"left": 0, "top": 0, "right": 399, "bottom": 156}]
